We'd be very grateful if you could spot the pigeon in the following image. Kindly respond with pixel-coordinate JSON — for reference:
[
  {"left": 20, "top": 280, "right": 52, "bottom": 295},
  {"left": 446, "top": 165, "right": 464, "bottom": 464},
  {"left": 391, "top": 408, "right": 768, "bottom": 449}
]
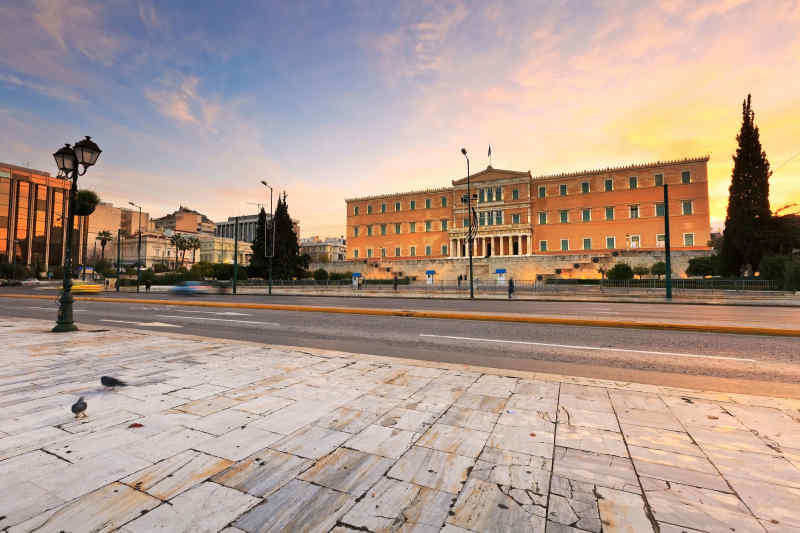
[
  {"left": 71, "top": 397, "right": 87, "bottom": 418},
  {"left": 101, "top": 376, "right": 127, "bottom": 388}
]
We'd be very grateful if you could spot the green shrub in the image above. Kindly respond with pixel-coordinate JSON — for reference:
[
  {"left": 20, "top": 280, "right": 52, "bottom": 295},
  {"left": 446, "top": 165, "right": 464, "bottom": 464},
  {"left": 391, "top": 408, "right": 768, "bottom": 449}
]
[
  {"left": 758, "top": 254, "right": 788, "bottom": 281},
  {"left": 632, "top": 265, "right": 650, "bottom": 279},
  {"left": 152, "top": 263, "right": 170, "bottom": 273},
  {"left": 313, "top": 268, "right": 329, "bottom": 281},
  {"left": 686, "top": 256, "right": 716, "bottom": 277},
  {"left": 606, "top": 263, "right": 634, "bottom": 281},
  {"left": 650, "top": 261, "right": 667, "bottom": 279},
  {"left": 329, "top": 271, "right": 353, "bottom": 281},
  {"left": 784, "top": 261, "right": 800, "bottom": 291}
]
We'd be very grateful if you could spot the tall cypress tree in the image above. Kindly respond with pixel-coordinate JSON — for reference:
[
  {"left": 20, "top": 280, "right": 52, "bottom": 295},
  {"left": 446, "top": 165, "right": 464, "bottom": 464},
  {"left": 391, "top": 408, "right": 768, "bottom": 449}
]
[
  {"left": 270, "top": 193, "right": 306, "bottom": 279},
  {"left": 721, "top": 94, "right": 772, "bottom": 275},
  {"left": 248, "top": 207, "right": 269, "bottom": 277}
]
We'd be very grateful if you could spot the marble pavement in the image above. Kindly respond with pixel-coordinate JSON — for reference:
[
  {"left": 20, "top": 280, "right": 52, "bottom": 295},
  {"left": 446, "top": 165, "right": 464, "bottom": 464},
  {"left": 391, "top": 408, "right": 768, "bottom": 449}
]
[{"left": 1, "top": 318, "right": 799, "bottom": 532}]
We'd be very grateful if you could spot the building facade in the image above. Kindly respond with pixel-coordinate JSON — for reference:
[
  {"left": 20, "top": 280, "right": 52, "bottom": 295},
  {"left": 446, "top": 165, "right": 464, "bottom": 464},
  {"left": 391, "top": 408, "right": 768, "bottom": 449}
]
[
  {"left": 346, "top": 157, "right": 711, "bottom": 261},
  {"left": 215, "top": 214, "right": 265, "bottom": 243},
  {"left": 199, "top": 235, "right": 253, "bottom": 265},
  {"left": 153, "top": 206, "right": 215, "bottom": 235},
  {"left": 0, "top": 162, "right": 90, "bottom": 271},
  {"left": 300, "top": 236, "right": 347, "bottom": 262}
]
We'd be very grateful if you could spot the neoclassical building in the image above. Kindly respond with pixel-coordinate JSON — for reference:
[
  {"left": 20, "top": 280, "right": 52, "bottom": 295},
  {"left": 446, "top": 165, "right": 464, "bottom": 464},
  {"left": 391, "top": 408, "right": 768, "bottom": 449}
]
[{"left": 345, "top": 156, "right": 711, "bottom": 261}]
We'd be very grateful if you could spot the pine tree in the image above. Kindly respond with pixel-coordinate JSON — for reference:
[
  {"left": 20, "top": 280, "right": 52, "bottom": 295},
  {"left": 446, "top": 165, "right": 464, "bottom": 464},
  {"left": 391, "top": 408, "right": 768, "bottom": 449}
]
[
  {"left": 269, "top": 193, "right": 307, "bottom": 279},
  {"left": 721, "top": 94, "right": 772, "bottom": 275},
  {"left": 249, "top": 208, "right": 269, "bottom": 277}
]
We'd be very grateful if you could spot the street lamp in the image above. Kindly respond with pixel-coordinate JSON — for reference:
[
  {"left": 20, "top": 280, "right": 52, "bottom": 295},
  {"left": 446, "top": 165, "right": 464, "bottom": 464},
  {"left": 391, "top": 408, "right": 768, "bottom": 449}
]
[
  {"left": 128, "top": 201, "right": 143, "bottom": 292},
  {"left": 260, "top": 180, "right": 274, "bottom": 296},
  {"left": 52, "top": 136, "right": 101, "bottom": 332},
  {"left": 461, "top": 148, "right": 476, "bottom": 299}
]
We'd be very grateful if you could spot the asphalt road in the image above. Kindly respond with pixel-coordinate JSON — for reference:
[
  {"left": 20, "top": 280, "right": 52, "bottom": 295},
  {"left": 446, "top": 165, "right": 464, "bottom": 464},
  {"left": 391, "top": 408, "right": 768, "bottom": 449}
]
[{"left": 3, "top": 293, "right": 800, "bottom": 396}]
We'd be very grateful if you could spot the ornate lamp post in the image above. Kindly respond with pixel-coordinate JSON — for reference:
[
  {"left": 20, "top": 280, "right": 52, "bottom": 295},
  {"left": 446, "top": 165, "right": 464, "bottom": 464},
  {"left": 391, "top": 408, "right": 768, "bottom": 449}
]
[
  {"left": 461, "top": 148, "right": 477, "bottom": 299},
  {"left": 128, "top": 201, "right": 143, "bottom": 292},
  {"left": 52, "top": 136, "right": 101, "bottom": 332},
  {"left": 260, "top": 180, "right": 274, "bottom": 296}
]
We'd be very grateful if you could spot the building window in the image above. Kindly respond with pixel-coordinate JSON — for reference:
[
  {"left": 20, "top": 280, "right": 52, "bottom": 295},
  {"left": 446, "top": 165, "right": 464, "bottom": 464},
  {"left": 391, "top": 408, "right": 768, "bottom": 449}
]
[
  {"left": 538, "top": 212, "right": 547, "bottom": 225},
  {"left": 681, "top": 171, "right": 691, "bottom": 184},
  {"left": 582, "top": 208, "right": 591, "bottom": 222},
  {"left": 486, "top": 188, "right": 494, "bottom": 202},
  {"left": 425, "top": 198, "right": 431, "bottom": 209},
  {"left": 629, "top": 205, "right": 639, "bottom": 219},
  {"left": 425, "top": 220, "right": 432, "bottom": 232},
  {"left": 381, "top": 203, "right": 386, "bottom": 213},
  {"left": 559, "top": 210, "right": 568, "bottom": 223},
  {"left": 630, "top": 235, "right": 640, "bottom": 248},
  {"left": 367, "top": 205, "right": 373, "bottom": 214},
  {"left": 656, "top": 203, "right": 665, "bottom": 217},
  {"left": 463, "top": 218, "right": 469, "bottom": 228},
  {"left": 629, "top": 176, "right": 638, "bottom": 189},
  {"left": 583, "top": 237, "right": 591, "bottom": 250},
  {"left": 539, "top": 240, "right": 548, "bottom": 252},
  {"left": 395, "top": 223, "right": 401, "bottom": 234},
  {"left": 354, "top": 206, "right": 359, "bottom": 216},
  {"left": 512, "top": 213, "right": 520, "bottom": 224},
  {"left": 538, "top": 185, "right": 546, "bottom": 198},
  {"left": 441, "top": 219, "right": 448, "bottom": 231},
  {"left": 561, "top": 239, "right": 569, "bottom": 251},
  {"left": 581, "top": 182, "right": 590, "bottom": 194},
  {"left": 381, "top": 248, "right": 386, "bottom": 257},
  {"left": 684, "top": 233, "right": 695, "bottom": 246},
  {"left": 559, "top": 184, "right": 567, "bottom": 196},
  {"left": 395, "top": 247, "right": 401, "bottom": 257},
  {"left": 495, "top": 211, "right": 502, "bottom": 225},
  {"left": 604, "top": 179, "right": 613, "bottom": 192},
  {"left": 605, "top": 236, "right": 616, "bottom": 249},
  {"left": 367, "top": 225, "right": 373, "bottom": 236},
  {"left": 354, "top": 226, "right": 359, "bottom": 237},
  {"left": 367, "top": 248, "right": 373, "bottom": 258},
  {"left": 410, "top": 246, "right": 416, "bottom": 256},
  {"left": 441, "top": 196, "right": 447, "bottom": 207},
  {"left": 654, "top": 174, "right": 664, "bottom": 187},
  {"left": 410, "top": 200, "right": 416, "bottom": 210},
  {"left": 656, "top": 234, "right": 665, "bottom": 247},
  {"left": 441, "top": 244, "right": 448, "bottom": 255},
  {"left": 353, "top": 249, "right": 359, "bottom": 258},
  {"left": 682, "top": 200, "right": 693, "bottom": 215},
  {"left": 395, "top": 201, "right": 401, "bottom": 211},
  {"left": 425, "top": 245, "right": 432, "bottom": 256},
  {"left": 479, "top": 189, "right": 485, "bottom": 203},
  {"left": 495, "top": 186, "right": 502, "bottom": 201},
  {"left": 410, "top": 222, "right": 416, "bottom": 233},
  {"left": 479, "top": 212, "right": 486, "bottom": 226},
  {"left": 605, "top": 206, "right": 614, "bottom": 221},
  {"left": 512, "top": 188, "right": 519, "bottom": 200},
  {"left": 381, "top": 224, "right": 387, "bottom": 235}
]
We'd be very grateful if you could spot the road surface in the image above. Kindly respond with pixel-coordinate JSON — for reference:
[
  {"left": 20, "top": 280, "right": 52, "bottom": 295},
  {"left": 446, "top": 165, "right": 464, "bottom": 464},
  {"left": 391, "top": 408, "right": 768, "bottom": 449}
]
[{"left": 2, "top": 292, "right": 800, "bottom": 396}]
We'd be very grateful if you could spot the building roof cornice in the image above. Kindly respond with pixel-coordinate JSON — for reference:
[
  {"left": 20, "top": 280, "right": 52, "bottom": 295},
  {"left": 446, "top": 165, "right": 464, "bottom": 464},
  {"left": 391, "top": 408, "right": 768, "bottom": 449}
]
[
  {"left": 531, "top": 156, "right": 710, "bottom": 181},
  {"left": 345, "top": 186, "right": 453, "bottom": 203}
]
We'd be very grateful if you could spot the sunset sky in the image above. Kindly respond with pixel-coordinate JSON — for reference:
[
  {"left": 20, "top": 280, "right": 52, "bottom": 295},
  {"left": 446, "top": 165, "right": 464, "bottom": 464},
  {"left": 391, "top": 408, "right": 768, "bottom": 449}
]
[{"left": 1, "top": 0, "right": 798, "bottom": 236}]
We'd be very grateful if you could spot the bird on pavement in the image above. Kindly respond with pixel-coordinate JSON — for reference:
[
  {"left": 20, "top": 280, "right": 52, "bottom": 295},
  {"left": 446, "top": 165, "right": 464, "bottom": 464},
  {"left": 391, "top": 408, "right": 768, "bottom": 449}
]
[
  {"left": 71, "top": 397, "right": 87, "bottom": 418},
  {"left": 101, "top": 376, "right": 127, "bottom": 388}
]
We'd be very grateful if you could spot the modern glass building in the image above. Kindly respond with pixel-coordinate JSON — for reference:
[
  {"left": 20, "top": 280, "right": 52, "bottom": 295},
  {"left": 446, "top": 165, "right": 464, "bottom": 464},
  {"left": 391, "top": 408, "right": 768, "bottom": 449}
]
[{"left": 0, "top": 162, "right": 88, "bottom": 272}]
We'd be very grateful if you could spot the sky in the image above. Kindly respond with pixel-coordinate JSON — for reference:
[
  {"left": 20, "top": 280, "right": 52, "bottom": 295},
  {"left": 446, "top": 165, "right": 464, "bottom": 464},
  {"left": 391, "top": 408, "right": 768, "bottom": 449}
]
[{"left": 1, "top": 0, "right": 799, "bottom": 237}]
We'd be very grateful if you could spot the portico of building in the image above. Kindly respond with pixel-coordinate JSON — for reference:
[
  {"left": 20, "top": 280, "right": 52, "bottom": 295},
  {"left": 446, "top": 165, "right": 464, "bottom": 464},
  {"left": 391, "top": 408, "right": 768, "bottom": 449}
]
[{"left": 449, "top": 229, "right": 533, "bottom": 258}]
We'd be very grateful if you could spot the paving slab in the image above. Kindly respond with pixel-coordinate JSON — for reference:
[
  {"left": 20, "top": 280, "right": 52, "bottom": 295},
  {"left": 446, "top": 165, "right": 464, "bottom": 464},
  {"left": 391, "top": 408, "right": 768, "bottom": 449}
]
[
  {"left": 298, "top": 447, "right": 393, "bottom": 496},
  {"left": 555, "top": 424, "right": 628, "bottom": 457},
  {"left": 416, "top": 423, "right": 489, "bottom": 458},
  {"left": 122, "top": 450, "right": 232, "bottom": 500},
  {"left": 346, "top": 423, "right": 417, "bottom": 458},
  {"left": 194, "top": 425, "right": 283, "bottom": 461},
  {"left": 439, "top": 405, "right": 499, "bottom": 432},
  {"left": 271, "top": 424, "right": 350, "bottom": 459},
  {"left": 388, "top": 446, "right": 475, "bottom": 493},
  {"left": 212, "top": 448, "right": 312, "bottom": 497},
  {"left": 447, "top": 478, "right": 546, "bottom": 532}
]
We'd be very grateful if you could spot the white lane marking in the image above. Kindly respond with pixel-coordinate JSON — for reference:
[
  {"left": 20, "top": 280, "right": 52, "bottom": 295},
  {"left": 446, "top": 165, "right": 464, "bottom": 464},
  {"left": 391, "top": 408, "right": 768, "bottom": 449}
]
[
  {"left": 157, "top": 315, "right": 279, "bottom": 326},
  {"left": 101, "top": 319, "right": 182, "bottom": 328},
  {"left": 128, "top": 307, "right": 250, "bottom": 316},
  {"left": 419, "top": 334, "right": 756, "bottom": 362}
]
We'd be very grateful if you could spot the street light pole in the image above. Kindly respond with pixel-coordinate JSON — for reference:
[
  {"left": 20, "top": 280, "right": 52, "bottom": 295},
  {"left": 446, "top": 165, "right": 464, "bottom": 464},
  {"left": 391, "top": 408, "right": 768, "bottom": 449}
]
[
  {"left": 129, "top": 202, "right": 142, "bottom": 293},
  {"left": 260, "top": 180, "right": 274, "bottom": 296},
  {"left": 461, "top": 148, "right": 474, "bottom": 299},
  {"left": 52, "top": 137, "right": 102, "bottom": 332},
  {"left": 116, "top": 228, "right": 121, "bottom": 292},
  {"left": 663, "top": 184, "right": 673, "bottom": 300}
]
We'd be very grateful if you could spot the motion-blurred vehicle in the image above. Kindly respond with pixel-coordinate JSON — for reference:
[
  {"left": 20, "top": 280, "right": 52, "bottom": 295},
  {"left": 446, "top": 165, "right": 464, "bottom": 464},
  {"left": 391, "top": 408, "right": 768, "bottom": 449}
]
[
  {"left": 170, "top": 281, "right": 213, "bottom": 295},
  {"left": 71, "top": 281, "right": 103, "bottom": 293}
]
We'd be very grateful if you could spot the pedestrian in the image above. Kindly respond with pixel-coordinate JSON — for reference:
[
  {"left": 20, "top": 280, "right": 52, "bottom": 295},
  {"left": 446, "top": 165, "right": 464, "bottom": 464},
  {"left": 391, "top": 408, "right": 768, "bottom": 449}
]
[
  {"left": 457, "top": 274, "right": 462, "bottom": 289},
  {"left": 508, "top": 277, "right": 515, "bottom": 299},
  {"left": 393, "top": 275, "right": 398, "bottom": 291},
  {"left": 145, "top": 279, "right": 152, "bottom": 292}
]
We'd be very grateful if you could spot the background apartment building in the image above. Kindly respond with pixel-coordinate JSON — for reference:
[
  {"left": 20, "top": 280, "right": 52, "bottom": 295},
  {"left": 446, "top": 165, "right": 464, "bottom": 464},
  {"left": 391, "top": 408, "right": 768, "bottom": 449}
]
[
  {"left": 346, "top": 157, "right": 711, "bottom": 261},
  {"left": 300, "top": 236, "right": 347, "bottom": 262}
]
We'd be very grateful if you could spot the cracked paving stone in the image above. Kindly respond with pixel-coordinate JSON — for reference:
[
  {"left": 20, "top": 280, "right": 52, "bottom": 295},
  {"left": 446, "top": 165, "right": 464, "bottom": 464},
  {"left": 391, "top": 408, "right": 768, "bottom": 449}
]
[
  {"left": 552, "top": 448, "right": 640, "bottom": 494},
  {"left": 388, "top": 446, "right": 475, "bottom": 494},
  {"left": 447, "top": 478, "right": 546, "bottom": 532},
  {"left": 121, "top": 450, "right": 233, "bottom": 500},
  {"left": 271, "top": 424, "right": 350, "bottom": 460},
  {"left": 298, "top": 447, "right": 394, "bottom": 497},
  {"left": 212, "top": 448, "right": 312, "bottom": 497},
  {"left": 547, "top": 493, "right": 601, "bottom": 532},
  {"left": 470, "top": 451, "right": 551, "bottom": 495},
  {"left": 341, "top": 476, "right": 453, "bottom": 532}
]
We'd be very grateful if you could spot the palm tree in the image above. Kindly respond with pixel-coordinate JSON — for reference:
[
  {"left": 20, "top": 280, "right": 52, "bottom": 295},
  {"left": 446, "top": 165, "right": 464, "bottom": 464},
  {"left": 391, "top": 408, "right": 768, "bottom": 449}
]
[
  {"left": 96, "top": 230, "right": 113, "bottom": 261},
  {"left": 169, "top": 234, "right": 185, "bottom": 270},
  {"left": 187, "top": 237, "right": 201, "bottom": 265}
]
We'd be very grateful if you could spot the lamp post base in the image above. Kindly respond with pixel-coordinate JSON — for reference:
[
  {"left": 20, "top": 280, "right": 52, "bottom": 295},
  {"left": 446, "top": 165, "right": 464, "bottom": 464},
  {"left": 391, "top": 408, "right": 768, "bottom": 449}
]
[{"left": 52, "top": 322, "right": 78, "bottom": 333}]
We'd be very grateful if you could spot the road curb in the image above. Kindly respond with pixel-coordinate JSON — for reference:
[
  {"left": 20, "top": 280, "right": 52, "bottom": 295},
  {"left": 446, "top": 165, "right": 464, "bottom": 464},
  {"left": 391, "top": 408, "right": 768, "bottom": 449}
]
[{"left": 5, "top": 292, "right": 799, "bottom": 337}]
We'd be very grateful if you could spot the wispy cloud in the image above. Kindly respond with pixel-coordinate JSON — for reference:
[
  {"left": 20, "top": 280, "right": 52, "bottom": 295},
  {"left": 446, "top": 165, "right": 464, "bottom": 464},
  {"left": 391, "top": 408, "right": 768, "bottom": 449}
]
[
  {"left": 0, "top": 73, "right": 84, "bottom": 103},
  {"left": 144, "top": 74, "right": 220, "bottom": 129}
]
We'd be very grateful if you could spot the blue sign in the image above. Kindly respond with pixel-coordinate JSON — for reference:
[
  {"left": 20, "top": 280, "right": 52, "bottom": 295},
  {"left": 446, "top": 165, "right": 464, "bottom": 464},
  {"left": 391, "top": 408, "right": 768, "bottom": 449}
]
[
  {"left": 495, "top": 268, "right": 506, "bottom": 274},
  {"left": 352, "top": 272, "right": 362, "bottom": 277},
  {"left": 425, "top": 270, "right": 436, "bottom": 275}
]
